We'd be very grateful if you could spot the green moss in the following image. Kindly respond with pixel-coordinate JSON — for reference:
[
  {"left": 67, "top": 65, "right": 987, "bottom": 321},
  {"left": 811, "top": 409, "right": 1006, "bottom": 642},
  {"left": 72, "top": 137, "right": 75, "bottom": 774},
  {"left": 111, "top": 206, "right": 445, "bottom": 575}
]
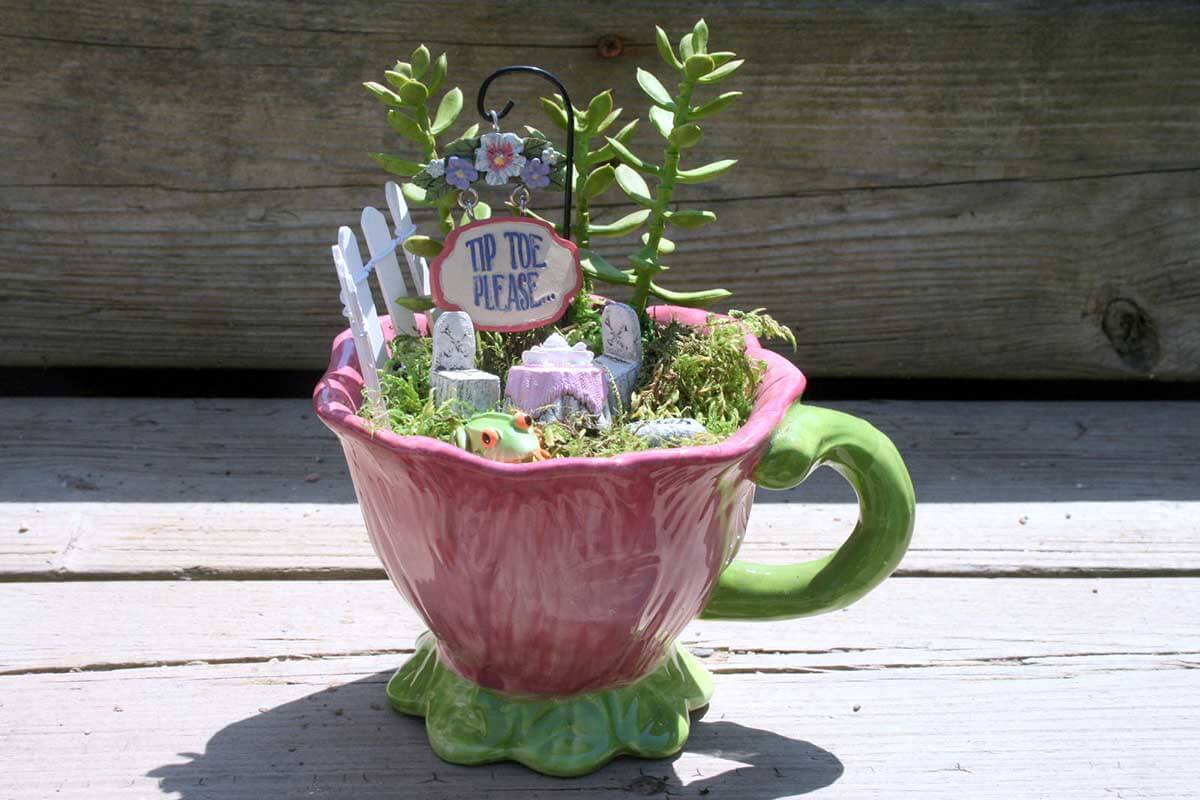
[
  {"left": 378, "top": 335, "right": 432, "bottom": 414},
  {"left": 476, "top": 327, "right": 544, "bottom": 388},
  {"left": 372, "top": 334, "right": 473, "bottom": 438},
  {"left": 368, "top": 309, "right": 794, "bottom": 457},
  {"left": 539, "top": 417, "right": 721, "bottom": 459},
  {"left": 629, "top": 310, "right": 793, "bottom": 436},
  {"left": 561, "top": 290, "right": 603, "bottom": 353}
]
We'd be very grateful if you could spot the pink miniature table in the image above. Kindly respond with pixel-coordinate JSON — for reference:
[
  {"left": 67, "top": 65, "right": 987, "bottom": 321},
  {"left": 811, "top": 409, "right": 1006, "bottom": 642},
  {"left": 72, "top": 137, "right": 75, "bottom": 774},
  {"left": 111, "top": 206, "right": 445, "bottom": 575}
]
[{"left": 504, "top": 363, "right": 608, "bottom": 418}]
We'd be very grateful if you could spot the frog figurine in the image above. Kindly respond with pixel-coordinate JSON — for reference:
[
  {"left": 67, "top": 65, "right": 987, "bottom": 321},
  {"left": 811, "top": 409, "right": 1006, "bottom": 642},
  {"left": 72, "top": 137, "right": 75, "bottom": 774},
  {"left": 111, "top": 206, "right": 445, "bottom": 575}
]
[{"left": 454, "top": 410, "right": 551, "bottom": 463}]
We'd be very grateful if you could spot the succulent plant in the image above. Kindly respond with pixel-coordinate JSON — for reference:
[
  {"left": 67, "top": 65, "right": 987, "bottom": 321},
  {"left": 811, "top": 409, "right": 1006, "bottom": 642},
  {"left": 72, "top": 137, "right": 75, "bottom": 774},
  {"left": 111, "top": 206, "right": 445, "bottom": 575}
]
[
  {"left": 536, "top": 91, "right": 648, "bottom": 290},
  {"left": 368, "top": 21, "right": 742, "bottom": 316},
  {"left": 610, "top": 19, "right": 741, "bottom": 312},
  {"left": 364, "top": 46, "right": 484, "bottom": 235}
]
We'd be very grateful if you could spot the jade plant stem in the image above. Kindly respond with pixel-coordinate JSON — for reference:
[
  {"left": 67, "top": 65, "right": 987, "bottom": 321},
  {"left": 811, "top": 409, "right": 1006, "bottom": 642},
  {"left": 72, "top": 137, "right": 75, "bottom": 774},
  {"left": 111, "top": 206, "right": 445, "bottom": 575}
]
[
  {"left": 631, "top": 80, "right": 695, "bottom": 311},
  {"left": 415, "top": 107, "right": 436, "bottom": 161},
  {"left": 412, "top": 107, "right": 455, "bottom": 235},
  {"left": 367, "top": 47, "right": 468, "bottom": 239},
  {"left": 573, "top": 137, "right": 593, "bottom": 254}
]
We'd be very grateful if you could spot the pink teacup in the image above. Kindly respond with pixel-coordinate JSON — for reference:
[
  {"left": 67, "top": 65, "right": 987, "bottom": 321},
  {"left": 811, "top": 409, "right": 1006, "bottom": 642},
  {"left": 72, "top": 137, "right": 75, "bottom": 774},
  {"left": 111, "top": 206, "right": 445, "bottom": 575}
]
[{"left": 314, "top": 305, "right": 914, "bottom": 775}]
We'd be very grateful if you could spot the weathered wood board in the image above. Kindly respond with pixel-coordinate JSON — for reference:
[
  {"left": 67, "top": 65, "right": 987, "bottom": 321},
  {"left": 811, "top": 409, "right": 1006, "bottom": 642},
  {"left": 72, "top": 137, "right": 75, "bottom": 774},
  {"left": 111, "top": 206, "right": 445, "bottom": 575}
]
[
  {"left": 1, "top": 654, "right": 1196, "bottom": 799},
  {"left": 2, "top": 2, "right": 1199, "bottom": 376},
  {"left": 0, "top": 392, "right": 1197, "bottom": 796},
  {"left": 4, "top": 500, "right": 1197, "bottom": 579},
  {"left": 2, "top": 398, "right": 1197, "bottom": 578},
  {"left": 3, "top": 399, "right": 1197, "bottom": 504},
  {"left": 3, "top": 577, "right": 1197, "bottom": 675}
]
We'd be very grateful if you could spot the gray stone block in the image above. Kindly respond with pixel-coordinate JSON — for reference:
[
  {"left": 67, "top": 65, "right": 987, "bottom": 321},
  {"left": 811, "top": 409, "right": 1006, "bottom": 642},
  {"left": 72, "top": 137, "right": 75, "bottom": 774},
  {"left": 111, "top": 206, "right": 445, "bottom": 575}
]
[
  {"left": 431, "top": 311, "right": 476, "bottom": 371},
  {"left": 431, "top": 369, "right": 500, "bottom": 411}
]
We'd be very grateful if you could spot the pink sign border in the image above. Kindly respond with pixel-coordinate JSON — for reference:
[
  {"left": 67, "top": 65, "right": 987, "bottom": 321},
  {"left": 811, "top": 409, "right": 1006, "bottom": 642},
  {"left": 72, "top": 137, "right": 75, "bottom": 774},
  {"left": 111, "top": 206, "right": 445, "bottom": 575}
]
[{"left": 428, "top": 216, "right": 582, "bottom": 333}]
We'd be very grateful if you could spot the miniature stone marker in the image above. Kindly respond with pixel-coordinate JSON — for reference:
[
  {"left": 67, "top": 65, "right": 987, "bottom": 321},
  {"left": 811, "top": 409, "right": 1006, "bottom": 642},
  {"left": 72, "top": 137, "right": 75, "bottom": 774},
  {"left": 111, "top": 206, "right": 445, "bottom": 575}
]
[
  {"left": 430, "top": 311, "right": 500, "bottom": 411},
  {"left": 594, "top": 302, "right": 643, "bottom": 416}
]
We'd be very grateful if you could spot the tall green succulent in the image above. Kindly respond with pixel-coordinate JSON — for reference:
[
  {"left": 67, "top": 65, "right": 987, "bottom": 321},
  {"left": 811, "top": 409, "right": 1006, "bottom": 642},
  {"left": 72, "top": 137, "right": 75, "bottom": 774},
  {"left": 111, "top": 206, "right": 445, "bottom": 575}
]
[
  {"left": 367, "top": 25, "right": 741, "bottom": 317},
  {"left": 598, "top": 19, "right": 743, "bottom": 313},
  {"left": 535, "top": 91, "right": 648, "bottom": 291},
  {"left": 364, "top": 46, "right": 483, "bottom": 235}
]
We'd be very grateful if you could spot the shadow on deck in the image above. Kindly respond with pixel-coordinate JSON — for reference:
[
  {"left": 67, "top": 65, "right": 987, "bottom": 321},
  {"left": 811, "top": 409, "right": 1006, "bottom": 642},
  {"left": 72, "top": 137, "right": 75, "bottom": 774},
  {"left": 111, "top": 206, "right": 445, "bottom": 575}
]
[{"left": 148, "top": 670, "right": 843, "bottom": 799}]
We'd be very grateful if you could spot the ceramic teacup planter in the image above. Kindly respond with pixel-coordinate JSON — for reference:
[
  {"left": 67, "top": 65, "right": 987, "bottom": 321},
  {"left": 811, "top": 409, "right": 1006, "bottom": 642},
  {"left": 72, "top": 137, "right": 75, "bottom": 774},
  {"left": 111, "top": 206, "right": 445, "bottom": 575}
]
[
  {"left": 316, "top": 19, "right": 916, "bottom": 776},
  {"left": 314, "top": 305, "right": 914, "bottom": 776}
]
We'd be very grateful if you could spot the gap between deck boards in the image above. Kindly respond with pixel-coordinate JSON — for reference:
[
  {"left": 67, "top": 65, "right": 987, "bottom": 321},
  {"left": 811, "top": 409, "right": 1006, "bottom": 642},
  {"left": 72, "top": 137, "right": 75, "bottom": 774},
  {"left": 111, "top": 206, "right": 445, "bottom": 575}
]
[
  {"left": 5, "top": 578, "right": 1198, "bottom": 677},
  {"left": 5, "top": 648, "right": 1197, "bottom": 679},
  {"left": 6, "top": 566, "right": 1200, "bottom": 583}
]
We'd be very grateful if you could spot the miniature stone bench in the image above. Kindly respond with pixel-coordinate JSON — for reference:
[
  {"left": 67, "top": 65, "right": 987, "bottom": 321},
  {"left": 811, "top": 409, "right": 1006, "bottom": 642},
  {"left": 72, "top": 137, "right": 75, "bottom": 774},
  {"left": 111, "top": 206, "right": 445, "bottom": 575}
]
[
  {"left": 430, "top": 311, "right": 500, "bottom": 411},
  {"left": 594, "top": 302, "right": 643, "bottom": 417}
]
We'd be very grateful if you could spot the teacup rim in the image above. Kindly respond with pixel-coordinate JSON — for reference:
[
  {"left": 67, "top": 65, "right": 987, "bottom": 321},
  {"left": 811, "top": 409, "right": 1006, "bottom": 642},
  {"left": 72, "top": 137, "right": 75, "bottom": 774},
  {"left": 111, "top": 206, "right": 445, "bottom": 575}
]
[{"left": 313, "top": 304, "right": 807, "bottom": 473}]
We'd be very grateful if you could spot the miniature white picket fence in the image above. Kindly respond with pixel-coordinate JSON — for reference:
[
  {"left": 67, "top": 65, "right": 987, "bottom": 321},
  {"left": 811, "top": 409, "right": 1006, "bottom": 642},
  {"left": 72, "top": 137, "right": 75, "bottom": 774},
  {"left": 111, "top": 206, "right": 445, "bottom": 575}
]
[{"left": 330, "top": 181, "right": 431, "bottom": 415}]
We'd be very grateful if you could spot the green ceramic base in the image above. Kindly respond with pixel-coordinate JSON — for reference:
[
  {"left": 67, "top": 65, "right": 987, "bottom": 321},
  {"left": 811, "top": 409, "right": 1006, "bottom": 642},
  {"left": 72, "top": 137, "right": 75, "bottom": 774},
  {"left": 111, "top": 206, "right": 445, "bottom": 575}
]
[{"left": 387, "top": 631, "right": 714, "bottom": 777}]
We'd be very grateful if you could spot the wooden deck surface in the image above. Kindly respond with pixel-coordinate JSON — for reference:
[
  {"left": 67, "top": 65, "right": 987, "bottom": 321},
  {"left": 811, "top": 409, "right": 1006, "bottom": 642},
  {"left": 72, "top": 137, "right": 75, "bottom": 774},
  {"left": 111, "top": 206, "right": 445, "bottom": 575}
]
[{"left": 2, "top": 398, "right": 1198, "bottom": 797}]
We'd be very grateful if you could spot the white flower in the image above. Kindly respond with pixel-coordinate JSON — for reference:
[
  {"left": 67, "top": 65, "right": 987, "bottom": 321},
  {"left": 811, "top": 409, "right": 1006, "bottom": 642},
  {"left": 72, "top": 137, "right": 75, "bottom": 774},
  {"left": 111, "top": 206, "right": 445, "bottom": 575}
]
[
  {"left": 541, "top": 147, "right": 558, "bottom": 165},
  {"left": 475, "top": 132, "right": 526, "bottom": 186},
  {"left": 424, "top": 159, "right": 445, "bottom": 177}
]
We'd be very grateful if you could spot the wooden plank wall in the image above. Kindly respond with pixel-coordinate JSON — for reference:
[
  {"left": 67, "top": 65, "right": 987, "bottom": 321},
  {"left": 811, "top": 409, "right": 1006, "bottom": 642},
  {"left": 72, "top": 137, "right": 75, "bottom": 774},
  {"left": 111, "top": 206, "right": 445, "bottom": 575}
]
[{"left": 1, "top": 1, "right": 1198, "bottom": 378}]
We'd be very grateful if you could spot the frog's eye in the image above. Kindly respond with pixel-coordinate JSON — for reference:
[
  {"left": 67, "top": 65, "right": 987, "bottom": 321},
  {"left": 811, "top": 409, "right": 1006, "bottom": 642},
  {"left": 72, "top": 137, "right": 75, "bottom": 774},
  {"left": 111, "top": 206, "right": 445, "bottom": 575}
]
[
  {"left": 514, "top": 414, "right": 533, "bottom": 431},
  {"left": 478, "top": 429, "right": 499, "bottom": 449}
]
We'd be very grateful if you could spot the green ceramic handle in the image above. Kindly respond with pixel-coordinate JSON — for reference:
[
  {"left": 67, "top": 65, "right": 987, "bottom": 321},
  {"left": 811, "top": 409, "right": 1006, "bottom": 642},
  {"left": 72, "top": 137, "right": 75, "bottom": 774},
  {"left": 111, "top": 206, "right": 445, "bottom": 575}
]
[{"left": 702, "top": 403, "right": 915, "bottom": 621}]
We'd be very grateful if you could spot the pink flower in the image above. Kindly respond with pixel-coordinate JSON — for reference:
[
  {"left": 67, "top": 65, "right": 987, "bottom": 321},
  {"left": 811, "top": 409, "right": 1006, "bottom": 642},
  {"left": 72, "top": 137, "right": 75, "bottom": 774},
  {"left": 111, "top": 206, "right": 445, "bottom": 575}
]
[{"left": 475, "top": 132, "right": 527, "bottom": 186}]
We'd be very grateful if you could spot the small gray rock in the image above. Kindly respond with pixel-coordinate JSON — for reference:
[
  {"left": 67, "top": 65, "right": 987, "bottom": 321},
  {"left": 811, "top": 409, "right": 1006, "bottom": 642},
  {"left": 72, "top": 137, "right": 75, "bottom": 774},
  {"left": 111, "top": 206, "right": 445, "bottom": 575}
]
[{"left": 630, "top": 417, "right": 708, "bottom": 446}]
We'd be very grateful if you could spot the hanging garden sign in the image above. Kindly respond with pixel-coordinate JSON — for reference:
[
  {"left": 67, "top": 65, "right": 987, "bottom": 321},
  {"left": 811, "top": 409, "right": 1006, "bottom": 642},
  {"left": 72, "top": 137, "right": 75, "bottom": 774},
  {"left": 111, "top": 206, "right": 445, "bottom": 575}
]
[
  {"left": 413, "top": 67, "right": 583, "bottom": 332},
  {"left": 429, "top": 216, "right": 580, "bottom": 331}
]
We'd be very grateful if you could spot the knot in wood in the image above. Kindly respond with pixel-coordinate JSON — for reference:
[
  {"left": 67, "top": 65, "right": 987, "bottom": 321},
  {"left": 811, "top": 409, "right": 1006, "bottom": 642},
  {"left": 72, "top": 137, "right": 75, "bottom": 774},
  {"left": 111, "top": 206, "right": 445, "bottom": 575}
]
[
  {"left": 1101, "top": 297, "right": 1160, "bottom": 374},
  {"left": 596, "top": 34, "right": 624, "bottom": 59}
]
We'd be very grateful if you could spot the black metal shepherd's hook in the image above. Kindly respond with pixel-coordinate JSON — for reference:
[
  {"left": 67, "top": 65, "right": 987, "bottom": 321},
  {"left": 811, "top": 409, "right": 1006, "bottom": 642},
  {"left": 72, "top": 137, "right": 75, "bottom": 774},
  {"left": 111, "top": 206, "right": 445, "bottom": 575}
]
[{"left": 476, "top": 65, "right": 575, "bottom": 241}]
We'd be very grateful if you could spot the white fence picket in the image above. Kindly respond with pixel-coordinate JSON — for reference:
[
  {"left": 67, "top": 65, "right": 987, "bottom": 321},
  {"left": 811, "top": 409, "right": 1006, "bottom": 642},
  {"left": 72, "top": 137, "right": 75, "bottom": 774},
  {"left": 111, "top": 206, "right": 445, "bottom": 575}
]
[
  {"left": 385, "top": 181, "right": 430, "bottom": 296},
  {"left": 360, "top": 205, "right": 417, "bottom": 336},
  {"left": 331, "top": 226, "right": 386, "bottom": 415},
  {"left": 326, "top": 182, "right": 437, "bottom": 416}
]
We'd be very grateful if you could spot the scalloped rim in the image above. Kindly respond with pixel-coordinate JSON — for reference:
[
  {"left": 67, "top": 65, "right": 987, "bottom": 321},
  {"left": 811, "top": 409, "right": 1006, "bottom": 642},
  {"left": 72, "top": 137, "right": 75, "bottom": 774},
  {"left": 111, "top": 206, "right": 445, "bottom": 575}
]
[
  {"left": 387, "top": 632, "right": 714, "bottom": 777},
  {"left": 313, "top": 305, "right": 807, "bottom": 475}
]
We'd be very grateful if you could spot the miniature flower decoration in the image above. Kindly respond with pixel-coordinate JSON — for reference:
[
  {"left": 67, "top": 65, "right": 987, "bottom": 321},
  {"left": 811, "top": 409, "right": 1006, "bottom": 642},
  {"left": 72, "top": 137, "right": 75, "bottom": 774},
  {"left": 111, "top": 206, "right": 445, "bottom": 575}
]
[
  {"left": 475, "top": 132, "right": 526, "bottom": 186},
  {"left": 541, "top": 146, "right": 559, "bottom": 165},
  {"left": 520, "top": 158, "right": 551, "bottom": 189},
  {"left": 425, "top": 159, "right": 445, "bottom": 178},
  {"left": 445, "top": 156, "right": 477, "bottom": 190}
]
